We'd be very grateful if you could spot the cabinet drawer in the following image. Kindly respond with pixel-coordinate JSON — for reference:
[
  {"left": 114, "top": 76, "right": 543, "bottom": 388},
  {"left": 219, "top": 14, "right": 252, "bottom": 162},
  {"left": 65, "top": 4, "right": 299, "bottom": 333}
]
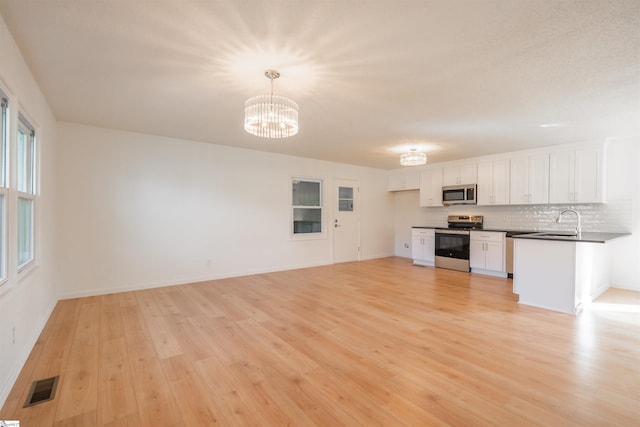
[
  {"left": 412, "top": 228, "right": 435, "bottom": 237},
  {"left": 470, "top": 231, "right": 504, "bottom": 242}
]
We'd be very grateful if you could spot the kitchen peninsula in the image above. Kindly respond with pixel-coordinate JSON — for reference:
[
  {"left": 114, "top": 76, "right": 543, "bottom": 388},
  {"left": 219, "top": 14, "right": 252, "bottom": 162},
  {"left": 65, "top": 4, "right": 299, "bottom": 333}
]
[{"left": 512, "top": 232, "right": 630, "bottom": 314}]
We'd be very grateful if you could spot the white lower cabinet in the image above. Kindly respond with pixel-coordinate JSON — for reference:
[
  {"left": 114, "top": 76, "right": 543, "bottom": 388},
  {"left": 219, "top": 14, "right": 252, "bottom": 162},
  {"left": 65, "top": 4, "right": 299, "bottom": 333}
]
[
  {"left": 513, "top": 238, "right": 610, "bottom": 314},
  {"left": 470, "top": 231, "right": 506, "bottom": 277},
  {"left": 412, "top": 228, "right": 435, "bottom": 266}
]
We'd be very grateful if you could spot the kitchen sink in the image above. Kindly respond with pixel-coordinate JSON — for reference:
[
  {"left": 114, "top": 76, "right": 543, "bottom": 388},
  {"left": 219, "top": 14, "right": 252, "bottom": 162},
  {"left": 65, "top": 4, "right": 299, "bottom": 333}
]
[{"left": 527, "top": 232, "right": 579, "bottom": 239}]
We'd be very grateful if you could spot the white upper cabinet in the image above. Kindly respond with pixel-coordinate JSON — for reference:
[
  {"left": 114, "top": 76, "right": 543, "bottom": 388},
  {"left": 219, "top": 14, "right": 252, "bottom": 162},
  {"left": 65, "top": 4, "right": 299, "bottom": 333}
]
[
  {"left": 405, "top": 172, "right": 420, "bottom": 190},
  {"left": 442, "top": 163, "right": 477, "bottom": 186},
  {"left": 509, "top": 153, "right": 549, "bottom": 205},
  {"left": 388, "top": 171, "right": 420, "bottom": 192},
  {"left": 419, "top": 167, "right": 443, "bottom": 207},
  {"left": 477, "top": 158, "right": 510, "bottom": 205},
  {"left": 549, "top": 145, "right": 605, "bottom": 203},
  {"left": 394, "top": 141, "right": 606, "bottom": 207}
]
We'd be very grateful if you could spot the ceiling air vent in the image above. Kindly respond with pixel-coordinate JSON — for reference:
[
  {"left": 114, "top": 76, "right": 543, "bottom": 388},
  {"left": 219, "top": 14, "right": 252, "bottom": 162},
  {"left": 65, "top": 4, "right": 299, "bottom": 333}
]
[{"left": 23, "top": 376, "right": 59, "bottom": 407}]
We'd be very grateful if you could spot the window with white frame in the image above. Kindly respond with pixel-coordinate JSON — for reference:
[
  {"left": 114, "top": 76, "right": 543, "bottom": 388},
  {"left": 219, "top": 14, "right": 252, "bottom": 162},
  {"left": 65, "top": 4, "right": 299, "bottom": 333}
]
[
  {"left": 17, "top": 114, "right": 36, "bottom": 268},
  {"left": 292, "top": 178, "right": 322, "bottom": 235},
  {"left": 0, "top": 92, "right": 7, "bottom": 281}
]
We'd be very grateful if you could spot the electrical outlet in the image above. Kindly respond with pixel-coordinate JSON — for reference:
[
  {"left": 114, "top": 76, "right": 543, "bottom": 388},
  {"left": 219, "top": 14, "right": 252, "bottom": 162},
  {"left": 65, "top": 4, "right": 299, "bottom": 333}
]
[{"left": 404, "top": 243, "right": 410, "bottom": 248}]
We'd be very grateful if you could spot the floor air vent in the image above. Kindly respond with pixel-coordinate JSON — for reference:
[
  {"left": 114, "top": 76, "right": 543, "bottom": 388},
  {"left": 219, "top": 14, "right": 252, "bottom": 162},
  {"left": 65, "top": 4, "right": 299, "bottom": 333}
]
[{"left": 23, "top": 376, "right": 59, "bottom": 407}]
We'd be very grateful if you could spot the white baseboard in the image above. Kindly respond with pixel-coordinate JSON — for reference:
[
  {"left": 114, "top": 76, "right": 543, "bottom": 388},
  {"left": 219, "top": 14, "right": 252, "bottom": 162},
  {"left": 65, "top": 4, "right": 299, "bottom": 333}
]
[
  {"left": 360, "top": 252, "right": 395, "bottom": 261},
  {"left": 57, "top": 260, "right": 336, "bottom": 300},
  {"left": 470, "top": 268, "right": 508, "bottom": 278},
  {"left": 58, "top": 256, "right": 398, "bottom": 300}
]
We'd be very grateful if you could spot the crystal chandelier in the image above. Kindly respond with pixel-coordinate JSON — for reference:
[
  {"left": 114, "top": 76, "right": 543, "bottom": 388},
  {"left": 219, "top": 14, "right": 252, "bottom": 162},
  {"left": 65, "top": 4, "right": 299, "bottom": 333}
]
[
  {"left": 244, "top": 70, "right": 299, "bottom": 139},
  {"left": 400, "top": 148, "right": 427, "bottom": 166}
]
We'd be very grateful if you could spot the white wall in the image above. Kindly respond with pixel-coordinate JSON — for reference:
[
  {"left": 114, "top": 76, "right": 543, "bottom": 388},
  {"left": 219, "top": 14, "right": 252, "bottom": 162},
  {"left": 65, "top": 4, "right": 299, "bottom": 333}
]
[
  {"left": 392, "top": 138, "right": 640, "bottom": 291},
  {"left": 0, "top": 14, "right": 58, "bottom": 408},
  {"left": 55, "top": 123, "right": 394, "bottom": 298}
]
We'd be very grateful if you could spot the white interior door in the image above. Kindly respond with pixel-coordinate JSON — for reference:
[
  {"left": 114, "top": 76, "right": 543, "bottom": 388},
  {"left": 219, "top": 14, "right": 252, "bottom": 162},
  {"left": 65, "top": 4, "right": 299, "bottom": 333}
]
[{"left": 333, "top": 179, "right": 360, "bottom": 263}]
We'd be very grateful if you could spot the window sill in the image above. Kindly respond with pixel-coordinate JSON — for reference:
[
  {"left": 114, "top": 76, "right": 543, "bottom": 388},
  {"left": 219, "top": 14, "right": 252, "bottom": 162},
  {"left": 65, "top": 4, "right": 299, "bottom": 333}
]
[
  {"left": 291, "top": 232, "right": 326, "bottom": 241},
  {"left": 18, "top": 260, "right": 37, "bottom": 281}
]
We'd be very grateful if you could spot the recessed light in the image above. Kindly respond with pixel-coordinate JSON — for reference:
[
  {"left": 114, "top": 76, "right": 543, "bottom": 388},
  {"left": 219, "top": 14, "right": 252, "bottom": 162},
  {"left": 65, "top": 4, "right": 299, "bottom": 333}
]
[{"left": 539, "top": 123, "right": 565, "bottom": 128}]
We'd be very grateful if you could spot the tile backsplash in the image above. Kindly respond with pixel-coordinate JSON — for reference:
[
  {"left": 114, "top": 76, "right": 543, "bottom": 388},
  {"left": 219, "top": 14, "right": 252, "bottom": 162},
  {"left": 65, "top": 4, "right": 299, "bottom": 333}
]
[{"left": 420, "top": 199, "right": 632, "bottom": 233}]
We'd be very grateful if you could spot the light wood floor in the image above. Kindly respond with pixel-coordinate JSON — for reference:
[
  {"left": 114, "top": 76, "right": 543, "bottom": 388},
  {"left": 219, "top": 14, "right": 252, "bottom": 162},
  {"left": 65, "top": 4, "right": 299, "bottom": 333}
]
[
  {"left": 594, "top": 287, "right": 640, "bottom": 307},
  {"left": 1, "top": 257, "right": 639, "bottom": 426}
]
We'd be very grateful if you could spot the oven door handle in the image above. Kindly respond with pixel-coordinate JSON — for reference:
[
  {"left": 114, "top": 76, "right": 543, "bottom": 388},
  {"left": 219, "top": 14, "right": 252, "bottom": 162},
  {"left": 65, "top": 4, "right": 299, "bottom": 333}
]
[{"left": 435, "top": 229, "right": 470, "bottom": 235}]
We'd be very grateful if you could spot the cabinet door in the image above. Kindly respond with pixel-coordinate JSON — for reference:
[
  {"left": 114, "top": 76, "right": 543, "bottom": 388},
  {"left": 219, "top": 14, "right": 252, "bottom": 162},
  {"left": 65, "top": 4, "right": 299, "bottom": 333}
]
[
  {"left": 476, "top": 161, "right": 493, "bottom": 205},
  {"left": 388, "top": 172, "right": 420, "bottom": 192},
  {"left": 443, "top": 164, "right": 477, "bottom": 186},
  {"left": 404, "top": 172, "right": 420, "bottom": 191},
  {"left": 478, "top": 159, "right": 509, "bottom": 205},
  {"left": 459, "top": 163, "right": 477, "bottom": 184},
  {"left": 492, "top": 158, "right": 510, "bottom": 205},
  {"left": 485, "top": 241, "right": 504, "bottom": 272},
  {"left": 549, "top": 151, "right": 574, "bottom": 203},
  {"left": 442, "top": 166, "right": 460, "bottom": 186},
  {"left": 412, "top": 229, "right": 434, "bottom": 261},
  {"left": 509, "top": 156, "right": 529, "bottom": 204},
  {"left": 528, "top": 154, "right": 549, "bottom": 204},
  {"left": 424, "top": 236, "right": 435, "bottom": 262},
  {"left": 575, "top": 147, "right": 603, "bottom": 203},
  {"left": 419, "top": 168, "right": 443, "bottom": 207},
  {"left": 387, "top": 173, "right": 406, "bottom": 191},
  {"left": 429, "top": 169, "right": 443, "bottom": 206},
  {"left": 411, "top": 235, "right": 424, "bottom": 260},
  {"left": 469, "top": 240, "right": 485, "bottom": 269}
]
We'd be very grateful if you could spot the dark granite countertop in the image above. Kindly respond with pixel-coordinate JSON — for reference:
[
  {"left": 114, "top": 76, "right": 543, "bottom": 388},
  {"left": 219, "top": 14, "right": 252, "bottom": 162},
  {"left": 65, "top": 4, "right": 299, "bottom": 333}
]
[
  {"left": 411, "top": 226, "right": 630, "bottom": 243},
  {"left": 412, "top": 226, "right": 540, "bottom": 236},
  {"left": 511, "top": 231, "right": 630, "bottom": 243},
  {"left": 480, "top": 229, "right": 538, "bottom": 237}
]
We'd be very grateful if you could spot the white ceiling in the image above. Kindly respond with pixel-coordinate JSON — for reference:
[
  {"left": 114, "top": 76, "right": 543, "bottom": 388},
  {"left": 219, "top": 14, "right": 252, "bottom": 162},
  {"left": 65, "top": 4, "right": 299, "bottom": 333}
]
[{"left": 0, "top": 0, "right": 638, "bottom": 169}]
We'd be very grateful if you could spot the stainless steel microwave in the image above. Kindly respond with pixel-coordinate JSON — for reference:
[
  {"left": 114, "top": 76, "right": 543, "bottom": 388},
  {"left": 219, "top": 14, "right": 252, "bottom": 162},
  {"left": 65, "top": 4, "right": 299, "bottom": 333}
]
[{"left": 442, "top": 184, "right": 477, "bottom": 205}]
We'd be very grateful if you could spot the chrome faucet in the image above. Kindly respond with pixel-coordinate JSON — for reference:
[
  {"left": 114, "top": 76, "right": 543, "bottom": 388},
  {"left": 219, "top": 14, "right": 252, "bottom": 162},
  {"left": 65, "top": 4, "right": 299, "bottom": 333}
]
[{"left": 556, "top": 209, "right": 581, "bottom": 235}]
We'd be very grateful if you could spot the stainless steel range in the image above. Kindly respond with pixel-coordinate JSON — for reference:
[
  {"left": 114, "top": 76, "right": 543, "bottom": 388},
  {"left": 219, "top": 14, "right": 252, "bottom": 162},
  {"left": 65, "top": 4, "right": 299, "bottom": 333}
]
[{"left": 435, "top": 215, "right": 483, "bottom": 272}]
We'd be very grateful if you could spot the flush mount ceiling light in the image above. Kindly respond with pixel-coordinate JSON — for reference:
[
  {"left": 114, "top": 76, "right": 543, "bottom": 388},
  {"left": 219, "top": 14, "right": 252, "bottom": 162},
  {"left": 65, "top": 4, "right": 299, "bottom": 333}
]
[
  {"left": 400, "top": 148, "right": 427, "bottom": 166},
  {"left": 244, "top": 69, "right": 299, "bottom": 139}
]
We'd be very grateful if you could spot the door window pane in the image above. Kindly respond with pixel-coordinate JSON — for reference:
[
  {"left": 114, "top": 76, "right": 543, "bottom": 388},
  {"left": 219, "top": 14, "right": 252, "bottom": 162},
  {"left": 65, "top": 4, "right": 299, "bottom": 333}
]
[
  {"left": 338, "top": 186, "right": 353, "bottom": 212},
  {"left": 338, "top": 187, "right": 353, "bottom": 199},
  {"left": 338, "top": 200, "right": 353, "bottom": 211}
]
